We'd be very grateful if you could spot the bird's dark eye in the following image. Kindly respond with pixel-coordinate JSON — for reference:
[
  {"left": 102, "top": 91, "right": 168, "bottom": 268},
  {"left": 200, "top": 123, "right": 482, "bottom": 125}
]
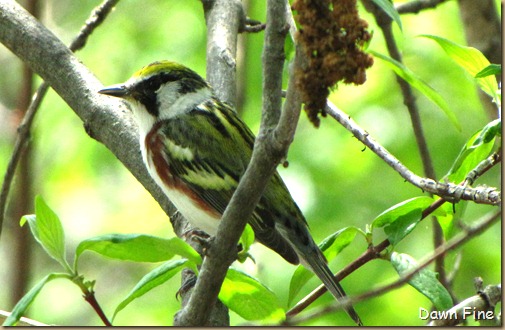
[
  {"left": 147, "top": 77, "right": 162, "bottom": 92},
  {"left": 131, "top": 78, "right": 160, "bottom": 116}
]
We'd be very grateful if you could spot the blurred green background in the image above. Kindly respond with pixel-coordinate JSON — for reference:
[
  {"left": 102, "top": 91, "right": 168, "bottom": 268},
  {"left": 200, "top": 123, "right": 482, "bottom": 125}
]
[{"left": 0, "top": 0, "right": 501, "bottom": 326}]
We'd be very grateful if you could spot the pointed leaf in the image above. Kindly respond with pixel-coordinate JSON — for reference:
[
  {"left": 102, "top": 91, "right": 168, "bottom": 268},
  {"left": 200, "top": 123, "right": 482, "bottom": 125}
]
[
  {"left": 420, "top": 35, "right": 499, "bottom": 102},
  {"left": 391, "top": 252, "right": 453, "bottom": 311},
  {"left": 370, "top": 50, "right": 460, "bottom": 131},
  {"left": 432, "top": 201, "right": 458, "bottom": 241},
  {"left": 75, "top": 234, "right": 201, "bottom": 268},
  {"left": 373, "top": 197, "right": 434, "bottom": 245},
  {"left": 20, "top": 196, "right": 68, "bottom": 270},
  {"left": 220, "top": 268, "right": 285, "bottom": 322},
  {"left": 475, "top": 64, "right": 501, "bottom": 78},
  {"left": 3, "top": 273, "right": 70, "bottom": 326},
  {"left": 371, "top": 0, "right": 402, "bottom": 31},
  {"left": 446, "top": 119, "right": 500, "bottom": 183},
  {"left": 372, "top": 197, "right": 434, "bottom": 229},
  {"left": 112, "top": 259, "right": 188, "bottom": 321},
  {"left": 237, "top": 224, "right": 255, "bottom": 263}
]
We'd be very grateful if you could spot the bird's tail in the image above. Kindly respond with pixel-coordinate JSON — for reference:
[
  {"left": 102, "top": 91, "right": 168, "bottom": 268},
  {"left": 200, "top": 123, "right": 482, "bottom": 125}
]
[{"left": 306, "top": 251, "right": 363, "bottom": 326}]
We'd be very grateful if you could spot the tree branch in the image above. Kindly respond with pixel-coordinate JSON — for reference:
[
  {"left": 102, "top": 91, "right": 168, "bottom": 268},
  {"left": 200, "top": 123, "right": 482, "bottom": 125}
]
[
  {"left": 0, "top": 0, "right": 179, "bottom": 238},
  {"left": 427, "top": 283, "right": 502, "bottom": 326},
  {"left": 173, "top": 0, "right": 297, "bottom": 325},
  {"left": 324, "top": 101, "right": 501, "bottom": 205},
  {"left": 395, "top": 0, "right": 449, "bottom": 14},
  {"left": 0, "top": 0, "right": 120, "bottom": 238},
  {"left": 287, "top": 209, "right": 501, "bottom": 325},
  {"left": 0, "top": 310, "right": 48, "bottom": 326},
  {"left": 287, "top": 148, "right": 501, "bottom": 315},
  {"left": 202, "top": 0, "right": 244, "bottom": 106}
]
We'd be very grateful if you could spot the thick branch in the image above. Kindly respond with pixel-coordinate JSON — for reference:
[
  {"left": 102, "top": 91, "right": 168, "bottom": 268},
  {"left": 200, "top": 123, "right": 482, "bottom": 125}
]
[
  {"left": 0, "top": 0, "right": 119, "bottom": 239},
  {"left": 0, "top": 0, "right": 178, "bottom": 227},
  {"left": 202, "top": 0, "right": 244, "bottom": 106},
  {"left": 173, "top": 0, "right": 294, "bottom": 325}
]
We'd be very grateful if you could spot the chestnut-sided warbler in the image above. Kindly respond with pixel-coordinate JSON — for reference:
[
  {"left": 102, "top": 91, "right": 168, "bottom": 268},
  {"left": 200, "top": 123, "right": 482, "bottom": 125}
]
[{"left": 98, "top": 61, "right": 362, "bottom": 326}]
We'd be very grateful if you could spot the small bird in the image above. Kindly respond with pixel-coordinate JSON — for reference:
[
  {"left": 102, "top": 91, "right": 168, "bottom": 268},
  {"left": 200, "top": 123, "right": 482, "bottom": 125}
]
[{"left": 99, "top": 61, "right": 362, "bottom": 326}]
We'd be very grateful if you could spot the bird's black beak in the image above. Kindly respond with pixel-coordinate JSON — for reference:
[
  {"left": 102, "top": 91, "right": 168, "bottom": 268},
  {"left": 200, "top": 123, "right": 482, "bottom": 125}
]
[{"left": 98, "top": 84, "right": 129, "bottom": 98}]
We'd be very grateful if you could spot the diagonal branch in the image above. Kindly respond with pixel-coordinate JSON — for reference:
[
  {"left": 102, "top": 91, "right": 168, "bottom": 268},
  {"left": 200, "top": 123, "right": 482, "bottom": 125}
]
[
  {"left": 324, "top": 101, "right": 501, "bottom": 205},
  {"left": 0, "top": 0, "right": 120, "bottom": 239},
  {"left": 287, "top": 150, "right": 501, "bottom": 315},
  {"left": 287, "top": 209, "right": 501, "bottom": 325},
  {"left": 0, "top": 0, "right": 179, "bottom": 238}
]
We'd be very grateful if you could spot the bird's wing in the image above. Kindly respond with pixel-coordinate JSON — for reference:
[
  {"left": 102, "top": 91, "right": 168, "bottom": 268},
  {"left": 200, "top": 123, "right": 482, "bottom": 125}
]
[{"left": 158, "top": 100, "right": 300, "bottom": 264}]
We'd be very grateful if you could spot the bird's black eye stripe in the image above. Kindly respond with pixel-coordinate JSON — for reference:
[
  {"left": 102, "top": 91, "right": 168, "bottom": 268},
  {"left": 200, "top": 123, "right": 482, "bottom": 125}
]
[{"left": 131, "top": 70, "right": 209, "bottom": 117}]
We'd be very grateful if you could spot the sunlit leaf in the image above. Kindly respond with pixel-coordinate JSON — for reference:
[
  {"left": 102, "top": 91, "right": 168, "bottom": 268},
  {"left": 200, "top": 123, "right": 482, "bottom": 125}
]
[
  {"left": 3, "top": 273, "right": 70, "bottom": 326},
  {"left": 20, "top": 196, "right": 69, "bottom": 270},
  {"left": 75, "top": 234, "right": 201, "bottom": 269},
  {"left": 237, "top": 224, "right": 255, "bottom": 263},
  {"left": 370, "top": 50, "right": 460, "bottom": 131},
  {"left": 432, "top": 201, "right": 458, "bottom": 241},
  {"left": 220, "top": 268, "right": 285, "bottom": 322},
  {"left": 112, "top": 259, "right": 188, "bottom": 322},
  {"left": 391, "top": 252, "right": 453, "bottom": 311},
  {"left": 372, "top": 197, "right": 434, "bottom": 229},
  {"left": 372, "top": 197, "right": 434, "bottom": 245},
  {"left": 420, "top": 35, "right": 499, "bottom": 103},
  {"left": 445, "top": 119, "right": 500, "bottom": 183}
]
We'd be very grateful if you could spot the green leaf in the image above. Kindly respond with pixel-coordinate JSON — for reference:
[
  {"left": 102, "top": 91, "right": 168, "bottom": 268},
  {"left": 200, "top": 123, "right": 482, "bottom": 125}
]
[
  {"left": 391, "top": 252, "right": 453, "bottom": 311},
  {"left": 112, "top": 259, "right": 188, "bottom": 322},
  {"left": 383, "top": 210, "right": 422, "bottom": 246},
  {"left": 372, "top": 197, "right": 434, "bottom": 229},
  {"left": 3, "top": 273, "right": 70, "bottom": 326},
  {"left": 289, "top": 265, "right": 316, "bottom": 306},
  {"left": 319, "top": 227, "right": 359, "bottom": 263},
  {"left": 432, "top": 201, "right": 457, "bottom": 241},
  {"left": 75, "top": 234, "right": 201, "bottom": 269},
  {"left": 370, "top": 50, "right": 460, "bottom": 131},
  {"left": 370, "top": 0, "right": 402, "bottom": 31},
  {"left": 475, "top": 64, "right": 501, "bottom": 78},
  {"left": 237, "top": 224, "right": 255, "bottom": 263},
  {"left": 220, "top": 268, "right": 285, "bottom": 322},
  {"left": 445, "top": 119, "right": 500, "bottom": 183},
  {"left": 373, "top": 197, "right": 434, "bottom": 245},
  {"left": 20, "top": 196, "right": 69, "bottom": 270},
  {"left": 420, "top": 35, "right": 499, "bottom": 103},
  {"left": 288, "top": 227, "right": 358, "bottom": 304}
]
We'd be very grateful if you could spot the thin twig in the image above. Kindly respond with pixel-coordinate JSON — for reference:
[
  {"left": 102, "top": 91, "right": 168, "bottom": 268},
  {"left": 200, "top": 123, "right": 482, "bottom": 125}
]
[
  {"left": 324, "top": 102, "right": 501, "bottom": 205},
  {"left": 464, "top": 150, "right": 502, "bottom": 186},
  {"left": 287, "top": 150, "right": 501, "bottom": 316},
  {"left": 396, "top": 0, "right": 450, "bottom": 14},
  {"left": 83, "top": 291, "right": 112, "bottom": 326},
  {"left": 286, "top": 209, "right": 501, "bottom": 325},
  {"left": 363, "top": 0, "right": 448, "bottom": 291}
]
